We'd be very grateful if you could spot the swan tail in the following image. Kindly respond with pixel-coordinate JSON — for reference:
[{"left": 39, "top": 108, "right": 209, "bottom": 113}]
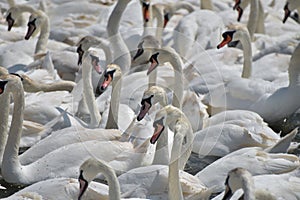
[{"left": 265, "top": 128, "right": 298, "bottom": 153}]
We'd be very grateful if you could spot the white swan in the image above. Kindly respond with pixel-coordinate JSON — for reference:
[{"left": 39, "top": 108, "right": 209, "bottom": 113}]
[
  {"left": 145, "top": 47, "right": 184, "bottom": 109},
  {"left": 106, "top": 0, "right": 131, "bottom": 73},
  {"left": 5, "top": 4, "right": 35, "bottom": 31},
  {"left": 78, "top": 158, "right": 150, "bottom": 200},
  {"left": 195, "top": 147, "right": 300, "bottom": 193},
  {"left": 205, "top": 29, "right": 300, "bottom": 123},
  {"left": 23, "top": 8, "right": 49, "bottom": 56},
  {"left": 213, "top": 167, "right": 300, "bottom": 200},
  {"left": 150, "top": 105, "right": 195, "bottom": 199},
  {"left": 118, "top": 105, "right": 210, "bottom": 199},
  {"left": 220, "top": 168, "right": 276, "bottom": 200},
  {"left": 0, "top": 75, "right": 138, "bottom": 185},
  {"left": 283, "top": 0, "right": 300, "bottom": 23}
]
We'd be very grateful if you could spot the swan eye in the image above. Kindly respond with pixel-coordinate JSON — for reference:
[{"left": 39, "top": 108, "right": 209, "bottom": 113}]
[
  {"left": 149, "top": 52, "right": 159, "bottom": 63},
  {"left": 141, "top": 94, "right": 154, "bottom": 107}
]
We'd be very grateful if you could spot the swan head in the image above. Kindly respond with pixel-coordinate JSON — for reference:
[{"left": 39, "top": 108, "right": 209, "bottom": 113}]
[
  {"left": 283, "top": 2, "right": 292, "bottom": 23},
  {"left": 132, "top": 36, "right": 160, "bottom": 64},
  {"left": 81, "top": 50, "right": 102, "bottom": 74},
  {"left": 217, "top": 26, "right": 249, "bottom": 49},
  {"left": 233, "top": 0, "right": 243, "bottom": 22},
  {"left": 140, "top": 0, "right": 151, "bottom": 22},
  {"left": 78, "top": 158, "right": 111, "bottom": 200},
  {"left": 95, "top": 64, "right": 121, "bottom": 96},
  {"left": 25, "top": 11, "right": 46, "bottom": 40},
  {"left": 76, "top": 36, "right": 100, "bottom": 66},
  {"left": 5, "top": 6, "right": 26, "bottom": 31},
  {"left": 222, "top": 168, "right": 253, "bottom": 200},
  {"left": 147, "top": 52, "right": 160, "bottom": 75},
  {"left": 137, "top": 86, "right": 167, "bottom": 121}
]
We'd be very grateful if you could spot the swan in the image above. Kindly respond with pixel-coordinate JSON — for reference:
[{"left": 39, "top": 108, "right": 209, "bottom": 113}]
[
  {"left": 5, "top": 4, "right": 35, "bottom": 31},
  {"left": 283, "top": 0, "right": 300, "bottom": 23},
  {"left": 80, "top": 49, "right": 102, "bottom": 128},
  {"left": 233, "top": 0, "right": 265, "bottom": 39},
  {"left": 150, "top": 105, "right": 195, "bottom": 200},
  {"left": 195, "top": 147, "right": 300, "bottom": 193},
  {"left": 118, "top": 105, "right": 210, "bottom": 199},
  {"left": 0, "top": 74, "right": 139, "bottom": 185},
  {"left": 205, "top": 29, "right": 300, "bottom": 123},
  {"left": 144, "top": 47, "right": 184, "bottom": 109},
  {"left": 0, "top": 76, "right": 9, "bottom": 166},
  {"left": 78, "top": 158, "right": 150, "bottom": 200},
  {"left": 106, "top": 0, "right": 131, "bottom": 73},
  {"left": 220, "top": 168, "right": 276, "bottom": 200},
  {"left": 213, "top": 167, "right": 300, "bottom": 200}
]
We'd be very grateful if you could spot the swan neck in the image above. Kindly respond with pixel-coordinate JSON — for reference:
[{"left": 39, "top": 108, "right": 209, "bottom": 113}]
[
  {"left": 28, "top": 81, "right": 75, "bottom": 93},
  {"left": 82, "top": 55, "right": 101, "bottom": 128},
  {"left": 35, "top": 11, "right": 50, "bottom": 55},
  {"left": 248, "top": 0, "right": 259, "bottom": 40},
  {"left": 172, "top": 2, "right": 195, "bottom": 14},
  {"left": 107, "top": 1, "right": 128, "bottom": 36},
  {"left": 2, "top": 80, "right": 25, "bottom": 183},
  {"left": 168, "top": 133, "right": 184, "bottom": 200},
  {"left": 288, "top": 44, "right": 300, "bottom": 86},
  {"left": 240, "top": 32, "right": 252, "bottom": 78},
  {"left": 0, "top": 91, "right": 10, "bottom": 165},
  {"left": 255, "top": 1, "right": 265, "bottom": 34},
  {"left": 148, "top": 68, "right": 157, "bottom": 88},
  {"left": 170, "top": 55, "right": 183, "bottom": 108},
  {"left": 105, "top": 167, "right": 121, "bottom": 200},
  {"left": 105, "top": 76, "right": 121, "bottom": 129},
  {"left": 95, "top": 38, "right": 112, "bottom": 65},
  {"left": 153, "top": 6, "right": 163, "bottom": 44}
]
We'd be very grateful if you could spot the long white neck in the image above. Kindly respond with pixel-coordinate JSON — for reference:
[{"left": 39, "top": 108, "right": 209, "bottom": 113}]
[
  {"left": 170, "top": 2, "right": 195, "bottom": 14},
  {"left": 2, "top": 79, "right": 27, "bottom": 183},
  {"left": 255, "top": 0, "right": 265, "bottom": 34},
  {"left": 26, "top": 79, "right": 75, "bottom": 93},
  {"left": 288, "top": 43, "right": 300, "bottom": 86},
  {"left": 105, "top": 75, "right": 122, "bottom": 129},
  {"left": 168, "top": 126, "right": 184, "bottom": 200},
  {"left": 82, "top": 53, "right": 101, "bottom": 128},
  {"left": 169, "top": 53, "right": 183, "bottom": 109},
  {"left": 239, "top": 31, "right": 252, "bottom": 78},
  {"left": 107, "top": 0, "right": 131, "bottom": 73},
  {"left": 152, "top": 5, "right": 164, "bottom": 45},
  {"left": 34, "top": 11, "right": 50, "bottom": 55},
  {"left": 248, "top": 0, "right": 259, "bottom": 41},
  {"left": 0, "top": 87, "right": 10, "bottom": 166}
]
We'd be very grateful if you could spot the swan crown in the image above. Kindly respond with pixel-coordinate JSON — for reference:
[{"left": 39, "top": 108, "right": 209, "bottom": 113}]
[
  {"left": 144, "top": 86, "right": 167, "bottom": 106},
  {"left": 79, "top": 158, "right": 112, "bottom": 183}
]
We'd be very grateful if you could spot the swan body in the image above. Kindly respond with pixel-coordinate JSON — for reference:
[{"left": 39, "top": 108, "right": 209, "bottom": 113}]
[
  {"left": 195, "top": 147, "right": 300, "bottom": 193},
  {"left": 173, "top": 9, "right": 224, "bottom": 58}
]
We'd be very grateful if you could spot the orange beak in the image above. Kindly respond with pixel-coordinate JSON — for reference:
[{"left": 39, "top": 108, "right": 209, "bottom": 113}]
[{"left": 217, "top": 35, "right": 232, "bottom": 49}]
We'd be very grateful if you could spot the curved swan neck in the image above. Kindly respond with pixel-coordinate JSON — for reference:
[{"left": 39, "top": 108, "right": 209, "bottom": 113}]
[
  {"left": 169, "top": 2, "right": 195, "bottom": 15},
  {"left": 248, "top": 0, "right": 259, "bottom": 41},
  {"left": 24, "top": 79, "right": 75, "bottom": 93},
  {"left": 105, "top": 75, "right": 122, "bottom": 129},
  {"left": 152, "top": 5, "right": 164, "bottom": 44},
  {"left": 101, "top": 164, "right": 121, "bottom": 200},
  {"left": 240, "top": 173, "right": 255, "bottom": 200},
  {"left": 82, "top": 52, "right": 101, "bottom": 128},
  {"left": 106, "top": 0, "right": 131, "bottom": 73},
  {"left": 2, "top": 78, "right": 25, "bottom": 183},
  {"left": 152, "top": 126, "right": 169, "bottom": 165},
  {"left": 34, "top": 10, "right": 50, "bottom": 55},
  {"left": 239, "top": 31, "right": 252, "bottom": 78}
]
